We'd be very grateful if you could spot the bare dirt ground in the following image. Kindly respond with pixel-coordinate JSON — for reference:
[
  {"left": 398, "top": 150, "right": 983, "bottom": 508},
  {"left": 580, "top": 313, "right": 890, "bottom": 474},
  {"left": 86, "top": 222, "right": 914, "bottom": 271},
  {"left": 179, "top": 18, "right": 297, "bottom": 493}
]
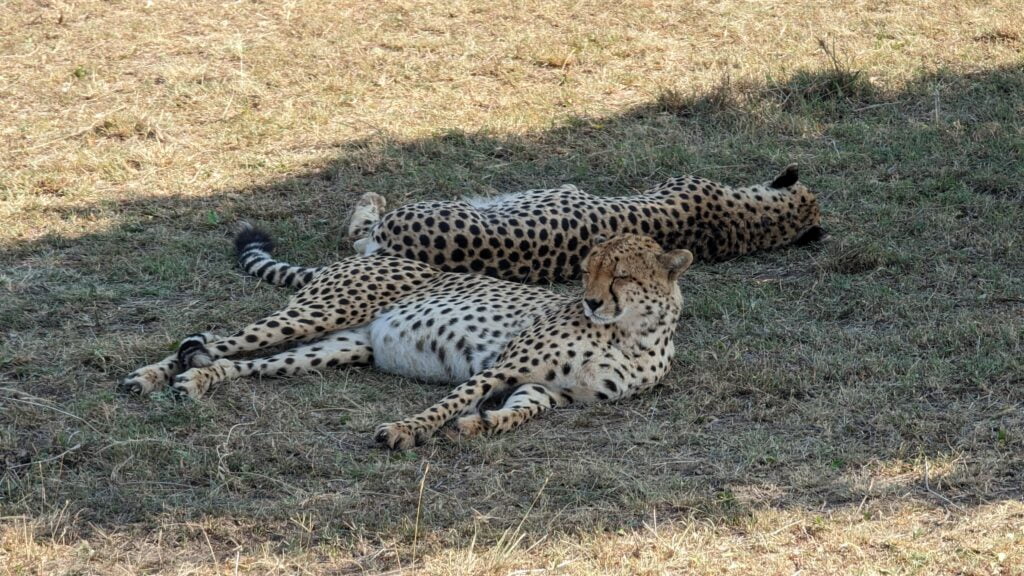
[{"left": 1, "top": 1, "right": 1022, "bottom": 574}]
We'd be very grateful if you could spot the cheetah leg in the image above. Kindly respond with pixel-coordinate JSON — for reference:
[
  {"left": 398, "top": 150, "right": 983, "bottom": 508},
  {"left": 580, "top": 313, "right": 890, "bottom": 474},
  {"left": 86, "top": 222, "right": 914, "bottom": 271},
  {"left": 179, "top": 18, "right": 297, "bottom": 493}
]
[
  {"left": 170, "top": 329, "right": 372, "bottom": 399},
  {"left": 123, "top": 303, "right": 344, "bottom": 394},
  {"left": 580, "top": 360, "right": 636, "bottom": 401},
  {"left": 175, "top": 306, "right": 343, "bottom": 370},
  {"left": 456, "top": 383, "right": 568, "bottom": 437},
  {"left": 375, "top": 370, "right": 513, "bottom": 450},
  {"left": 119, "top": 333, "right": 217, "bottom": 395},
  {"left": 347, "top": 192, "right": 386, "bottom": 250}
]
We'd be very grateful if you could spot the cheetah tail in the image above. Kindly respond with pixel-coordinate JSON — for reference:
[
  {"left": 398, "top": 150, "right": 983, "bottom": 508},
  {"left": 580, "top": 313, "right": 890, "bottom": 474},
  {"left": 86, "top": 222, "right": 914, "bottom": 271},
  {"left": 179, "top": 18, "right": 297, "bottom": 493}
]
[{"left": 234, "top": 223, "right": 322, "bottom": 289}]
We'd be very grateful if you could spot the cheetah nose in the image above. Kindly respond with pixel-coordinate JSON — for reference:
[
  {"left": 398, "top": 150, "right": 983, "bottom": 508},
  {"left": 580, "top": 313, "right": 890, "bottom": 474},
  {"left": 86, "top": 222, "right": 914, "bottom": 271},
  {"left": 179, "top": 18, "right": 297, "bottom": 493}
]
[{"left": 584, "top": 298, "right": 603, "bottom": 312}]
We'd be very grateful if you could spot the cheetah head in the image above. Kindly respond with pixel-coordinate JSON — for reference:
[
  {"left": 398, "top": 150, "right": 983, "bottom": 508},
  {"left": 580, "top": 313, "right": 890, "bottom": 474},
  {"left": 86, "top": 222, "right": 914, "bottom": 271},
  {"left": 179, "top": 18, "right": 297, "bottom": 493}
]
[
  {"left": 580, "top": 235, "right": 693, "bottom": 326},
  {"left": 768, "top": 164, "right": 827, "bottom": 246}
]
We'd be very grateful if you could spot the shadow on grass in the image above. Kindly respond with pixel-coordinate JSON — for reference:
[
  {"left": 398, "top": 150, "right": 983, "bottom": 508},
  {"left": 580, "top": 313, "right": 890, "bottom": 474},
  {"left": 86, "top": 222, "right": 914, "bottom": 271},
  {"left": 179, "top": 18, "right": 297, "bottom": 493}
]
[{"left": 1, "top": 63, "right": 1022, "bottom": 564}]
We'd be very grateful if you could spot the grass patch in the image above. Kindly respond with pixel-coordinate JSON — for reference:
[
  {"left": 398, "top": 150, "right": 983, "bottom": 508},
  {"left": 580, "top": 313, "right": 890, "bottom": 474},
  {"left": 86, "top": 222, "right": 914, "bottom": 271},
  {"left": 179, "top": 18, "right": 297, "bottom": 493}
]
[{"left": 2, "top": 1, "right": 1023, "bottom": 574}]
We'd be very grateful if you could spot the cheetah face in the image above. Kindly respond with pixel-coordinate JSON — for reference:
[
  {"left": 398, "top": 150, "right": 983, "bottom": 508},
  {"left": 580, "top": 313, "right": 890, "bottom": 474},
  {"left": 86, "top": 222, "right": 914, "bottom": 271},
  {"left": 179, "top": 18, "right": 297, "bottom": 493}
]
[
  {"left": 580, "top": 235, "right": 693, "bottom": 325},
  {"left": 768, "top": 164, "right": 827, "bottom": 245},
  {"left": 791, "top": 182, "right": 825, "bottom": 245}
]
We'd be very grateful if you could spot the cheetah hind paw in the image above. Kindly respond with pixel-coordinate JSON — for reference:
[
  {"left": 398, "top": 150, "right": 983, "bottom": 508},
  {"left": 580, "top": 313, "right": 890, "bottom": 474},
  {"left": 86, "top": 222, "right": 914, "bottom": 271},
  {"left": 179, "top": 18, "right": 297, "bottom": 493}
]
[
  {"left": 347, "top": 192, "right": 387, "bottom": 239},
  {"left": 356, "top": 192, "right": 386, "bottom": 214}
]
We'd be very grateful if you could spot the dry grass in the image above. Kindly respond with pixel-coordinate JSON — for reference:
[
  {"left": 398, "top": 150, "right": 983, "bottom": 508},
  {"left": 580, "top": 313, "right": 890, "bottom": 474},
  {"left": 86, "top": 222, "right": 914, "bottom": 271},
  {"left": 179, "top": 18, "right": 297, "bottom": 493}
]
[{"left": 2, "top": 1, "right": 1023, "bottom": 574}]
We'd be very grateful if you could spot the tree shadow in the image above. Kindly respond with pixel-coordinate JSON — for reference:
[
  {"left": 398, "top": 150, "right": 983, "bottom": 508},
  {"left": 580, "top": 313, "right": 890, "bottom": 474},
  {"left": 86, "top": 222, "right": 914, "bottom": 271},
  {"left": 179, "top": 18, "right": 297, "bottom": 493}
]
[{"left": 1, "top": 62, "right": 1022, "bottom": 568}]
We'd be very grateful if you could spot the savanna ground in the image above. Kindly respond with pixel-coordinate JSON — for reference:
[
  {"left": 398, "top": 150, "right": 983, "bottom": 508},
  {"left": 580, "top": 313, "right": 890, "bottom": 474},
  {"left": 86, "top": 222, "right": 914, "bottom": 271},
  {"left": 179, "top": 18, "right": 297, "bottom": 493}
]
[{"left": 1, "top": 1, "right": 1022, "bottom": 574}]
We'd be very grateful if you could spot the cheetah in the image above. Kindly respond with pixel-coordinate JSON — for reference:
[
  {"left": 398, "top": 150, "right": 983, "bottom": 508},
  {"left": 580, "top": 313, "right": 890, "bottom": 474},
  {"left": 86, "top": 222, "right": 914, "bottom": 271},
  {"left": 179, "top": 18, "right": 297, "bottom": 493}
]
[
  {"left": 375, "top": 234, "right": 692, "bottom": 449},
  {"left": 120, "top": 229, "right": 692, "bottom": 448},
  {"left": 319, "top": 164, "right": 823, "bottom": 286}
]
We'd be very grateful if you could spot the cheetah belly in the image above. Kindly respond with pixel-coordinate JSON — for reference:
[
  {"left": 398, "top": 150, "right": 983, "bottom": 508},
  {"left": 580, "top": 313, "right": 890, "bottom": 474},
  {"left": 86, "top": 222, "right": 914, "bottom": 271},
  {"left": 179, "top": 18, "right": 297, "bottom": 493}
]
[
  {"left": 369, "top": 301, "right": 516, "bottom": 384},
  {"left": 356, "top": 238, "right": 381, "bottom": 256}
]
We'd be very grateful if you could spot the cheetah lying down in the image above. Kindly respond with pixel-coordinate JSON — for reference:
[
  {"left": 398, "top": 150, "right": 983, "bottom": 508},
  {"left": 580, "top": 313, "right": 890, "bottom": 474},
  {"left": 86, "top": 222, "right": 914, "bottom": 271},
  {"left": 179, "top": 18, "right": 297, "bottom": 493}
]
[
  {"left": 120, "top": 229, "right": 692, "bottom": 448},
  {"left": 332, "top": 164, "right": 824, "bottom": 285}
]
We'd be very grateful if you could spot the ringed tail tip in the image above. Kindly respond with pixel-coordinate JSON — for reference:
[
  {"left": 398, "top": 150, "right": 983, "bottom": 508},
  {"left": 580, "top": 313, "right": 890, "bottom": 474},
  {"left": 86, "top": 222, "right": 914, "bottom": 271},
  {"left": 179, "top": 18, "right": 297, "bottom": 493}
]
[{"left": 234, "top": 222, "right": 274, "bottom": 257}]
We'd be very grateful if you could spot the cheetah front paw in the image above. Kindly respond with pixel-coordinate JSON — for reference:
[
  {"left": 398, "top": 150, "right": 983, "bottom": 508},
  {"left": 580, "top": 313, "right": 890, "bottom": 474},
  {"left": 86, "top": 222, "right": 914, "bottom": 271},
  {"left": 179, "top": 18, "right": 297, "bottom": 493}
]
[
  {"left": 453, "top": 414, "right": 487, "bottom": 438},
  {"left": 119, "top": 365, "right": 172, "bottom": 395},
  {"left": 374, "top": 421, "right": 431, "bottom": 450}
]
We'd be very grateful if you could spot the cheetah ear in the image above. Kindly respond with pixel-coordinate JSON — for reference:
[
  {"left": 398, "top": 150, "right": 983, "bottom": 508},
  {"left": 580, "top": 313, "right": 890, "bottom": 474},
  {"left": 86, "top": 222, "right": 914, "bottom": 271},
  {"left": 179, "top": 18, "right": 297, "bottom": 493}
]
[
  {"left": 659, "top": 249, "right": 693, "bottom": 280},
  {"left": 794, "top": 225, "right": 827, "bottom": 245},
  {"left": 771, "top": 163, "right": 799, "bottom": 188},
  {"left": 581, "top": 236, "right": 609, "bottom": 270}
]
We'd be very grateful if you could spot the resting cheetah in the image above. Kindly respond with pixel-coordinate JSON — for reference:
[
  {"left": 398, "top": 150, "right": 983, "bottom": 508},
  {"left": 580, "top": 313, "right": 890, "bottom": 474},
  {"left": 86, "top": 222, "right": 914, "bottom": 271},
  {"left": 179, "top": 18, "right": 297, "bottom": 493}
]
[
  {"left": 120, "top": 229, "right": 692, "bottom": 448},
  {"left": 318, "top": 164, "right": 822, "bottom": 286}
]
